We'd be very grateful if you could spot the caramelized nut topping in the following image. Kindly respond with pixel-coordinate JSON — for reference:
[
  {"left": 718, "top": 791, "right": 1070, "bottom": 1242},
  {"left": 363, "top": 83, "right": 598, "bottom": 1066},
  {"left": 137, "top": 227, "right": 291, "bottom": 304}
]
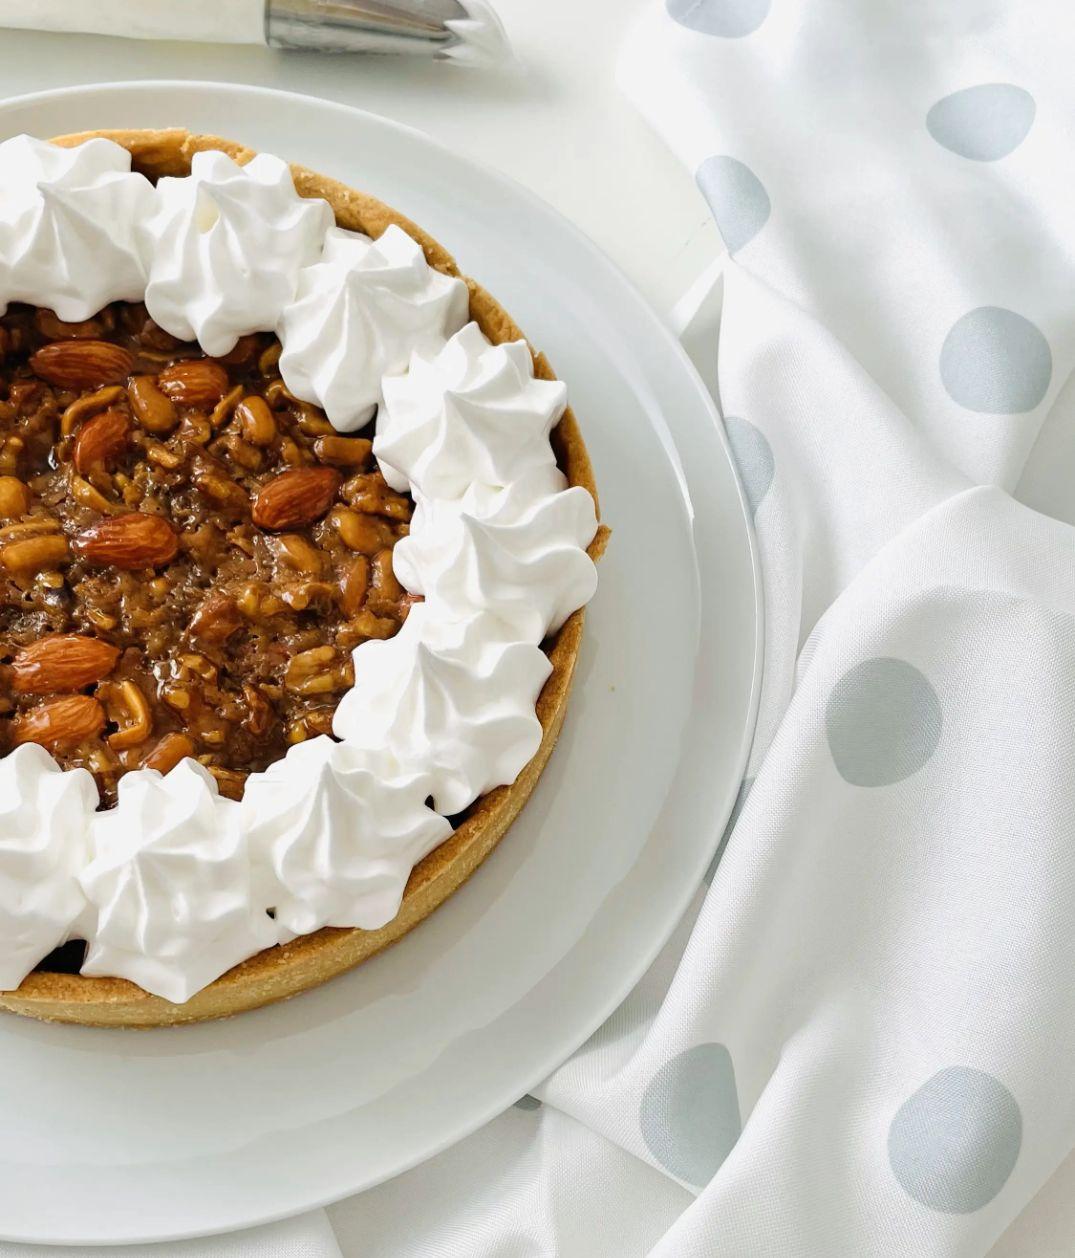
[{"left": 0, "top": 302, "right": 415, "bottom": 806}]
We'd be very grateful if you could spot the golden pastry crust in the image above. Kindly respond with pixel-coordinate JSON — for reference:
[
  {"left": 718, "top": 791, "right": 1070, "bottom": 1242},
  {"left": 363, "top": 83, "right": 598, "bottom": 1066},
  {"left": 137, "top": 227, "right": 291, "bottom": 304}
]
[{"left": 0, "top": 129, "right": 607, "bottom": 1027}]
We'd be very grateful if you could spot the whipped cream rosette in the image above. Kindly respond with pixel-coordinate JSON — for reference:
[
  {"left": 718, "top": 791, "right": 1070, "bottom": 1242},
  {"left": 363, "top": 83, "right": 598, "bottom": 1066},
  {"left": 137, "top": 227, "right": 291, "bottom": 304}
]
[
  {"left": 333, "top": 604, "right": 552, "bottom": 815},
  {"left": 395, "top": 468, "right": 599, "bottom": 643},
  {"left": 79, "top": 761, "right": 278, "bottom": 1004},
  {"left": 244, "top": 736, "right": 451, "bottom": 935},
  {"left": 143, "top": 149, "right": 333, "bottom": 357},
  {"left": 278, "top": 224, "right": 469, "bottom": 431},
  {"left": 0, "top": 135, "right": 153, "bottom": 321},
  {"left": 0, "top": 746, "right": 96, "bottom": 990},
  {"left": 374, "top": 322, "right": 566, "bottom": 499}
]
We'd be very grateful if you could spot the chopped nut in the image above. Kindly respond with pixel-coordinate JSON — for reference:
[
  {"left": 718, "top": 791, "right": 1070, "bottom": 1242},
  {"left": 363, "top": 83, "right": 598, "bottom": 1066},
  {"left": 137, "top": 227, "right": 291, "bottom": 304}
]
[
  {"left": 338, "top": 554, "right": 369, "bottom": 616},
  {"left": 341, "top": 471, "right": 412, "bottom": 521},
  {"left": 142, "top": 732, "right": 194, "bottom": 775},
  {"left": 1, "top": 532, "right": 69, "bottom": 575},
  {"left": 329, "top": 505, "right": 396, "bottom": 554},
  {"left": 313, "top": 435, "right": 372, "bottom": 468},
  {"left": 189, "top": 593, "right": 243, "bottom": 644},
  {"left": 210, "top": 384, "right": 244, "bottom": 430},
  {"left": 0, "top": 476, "right": 30, "bottom": 521},
  {"left": 273, "top": 533, "right": 325, "bottom": 574},
  {"left": 61, "top": 385, "right": 126, "bottom": 437},
  {"left": 105, "top": 679, "right": 153, "bottom": 750},
  {"left": 236, "top": 395, "right": 276, "bottom": 447},
  {"left": 128, "top": 375, "right": 178, "bottom": 433},
  {"left": 70, "top": 474, "right": 121, "bottom": 516}
]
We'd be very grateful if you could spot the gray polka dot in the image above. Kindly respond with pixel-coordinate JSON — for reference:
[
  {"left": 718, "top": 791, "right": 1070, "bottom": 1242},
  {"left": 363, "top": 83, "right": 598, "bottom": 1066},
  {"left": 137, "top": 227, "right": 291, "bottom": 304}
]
[
  {"left": 940, "top": 307, "right": 1052, "bottom": 414},
  {"left": 724, "top": 417, "right": 773, "bottom": 518},
  {"left": 666, "top": 0, "right": 769, "bottom": 37},
  {"left": 696, "top": 157, "right": 771, "bottom": 255},
  {"left": 826, "top": 658, "right": 941, "bottom": 787},
  {"left": 889, "top": 1068, "right": 1022, "bottom": 1213},
  {"left": 927, "top": 84, "right": 1035, "bottom": 161},
  {"left": 705, "top": 777, "right": 753, "bottom": 884},
  {"left": 514, "top": 1094, "right": 542, "bottom": 1111},
  {"left": 640, "top": 1044, "right": 741, "bottom": 1185}
]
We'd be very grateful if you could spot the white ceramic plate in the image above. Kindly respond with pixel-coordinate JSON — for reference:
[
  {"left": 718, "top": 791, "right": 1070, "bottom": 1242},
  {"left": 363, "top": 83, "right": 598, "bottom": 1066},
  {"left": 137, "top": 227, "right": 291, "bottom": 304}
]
[{"left": 0, "top": 82, "right": 761, "bottom": 1245}]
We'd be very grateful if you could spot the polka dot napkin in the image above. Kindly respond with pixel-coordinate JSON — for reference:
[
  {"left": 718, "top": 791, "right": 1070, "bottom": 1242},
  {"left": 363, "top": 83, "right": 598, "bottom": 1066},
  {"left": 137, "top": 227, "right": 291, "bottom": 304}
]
[{"left": 609, "top": 0, "right": 1075, "bottom": 1253}]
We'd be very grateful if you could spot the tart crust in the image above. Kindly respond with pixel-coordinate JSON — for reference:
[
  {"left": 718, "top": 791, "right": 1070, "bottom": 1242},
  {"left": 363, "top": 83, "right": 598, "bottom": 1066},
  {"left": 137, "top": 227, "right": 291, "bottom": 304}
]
[{"left": 0, "top": 129, "right": 607, "bottom": 1027}]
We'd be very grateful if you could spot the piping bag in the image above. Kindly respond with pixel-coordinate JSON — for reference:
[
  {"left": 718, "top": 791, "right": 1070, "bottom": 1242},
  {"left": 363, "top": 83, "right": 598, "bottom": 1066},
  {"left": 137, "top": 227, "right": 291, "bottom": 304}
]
[{"left": 0, "top": 0, "right": 513, "bottom": 66}]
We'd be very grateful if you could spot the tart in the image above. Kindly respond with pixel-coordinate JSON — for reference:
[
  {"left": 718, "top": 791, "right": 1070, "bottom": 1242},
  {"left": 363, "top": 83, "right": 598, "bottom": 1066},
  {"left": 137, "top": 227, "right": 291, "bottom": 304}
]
[{"left": 0, "top": 129, "right": 606, "bottom": 1027}]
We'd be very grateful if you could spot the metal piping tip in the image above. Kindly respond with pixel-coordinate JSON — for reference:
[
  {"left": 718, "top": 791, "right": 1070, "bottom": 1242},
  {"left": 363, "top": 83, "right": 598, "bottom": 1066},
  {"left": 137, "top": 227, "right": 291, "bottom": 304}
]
[{"left": 265, "top": 0, "right": 514, "bottom": 65}]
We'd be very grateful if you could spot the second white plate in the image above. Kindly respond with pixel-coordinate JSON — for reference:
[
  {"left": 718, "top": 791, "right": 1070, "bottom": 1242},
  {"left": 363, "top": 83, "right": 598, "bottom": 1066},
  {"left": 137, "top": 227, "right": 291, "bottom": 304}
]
[{"left": 0, "top": 81, "right": 761, "bottom": 1244}]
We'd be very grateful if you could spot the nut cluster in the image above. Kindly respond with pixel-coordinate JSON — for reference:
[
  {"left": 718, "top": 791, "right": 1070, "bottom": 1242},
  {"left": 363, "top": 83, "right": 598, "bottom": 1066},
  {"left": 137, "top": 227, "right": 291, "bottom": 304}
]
[{"left": 0, "top": 303, "right": 416, "bottom": 806}]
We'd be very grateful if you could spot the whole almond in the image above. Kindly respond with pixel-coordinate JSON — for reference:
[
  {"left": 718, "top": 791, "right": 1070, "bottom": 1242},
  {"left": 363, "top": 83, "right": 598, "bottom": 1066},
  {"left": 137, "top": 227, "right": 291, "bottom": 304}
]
[
  {"left": 252, "top": 467, "right": 341, "bottom": 531},
  {"left": 157, "top": 360, "right": 230, "bottom": 407},
  {"left": 73, "top": 512, "right": 179, "bottom": 570},
  {"left": 11, "top": 634, "right": 120, "bottom": 695},
  {"left": 11, "top": 695, "right": 106, "bottom": 750},
  {"left": 73, "top": 408, "right": 131, "bottom": 474},
  {"left": 29, "top": 340, "right": 134, "bottom": 390}
]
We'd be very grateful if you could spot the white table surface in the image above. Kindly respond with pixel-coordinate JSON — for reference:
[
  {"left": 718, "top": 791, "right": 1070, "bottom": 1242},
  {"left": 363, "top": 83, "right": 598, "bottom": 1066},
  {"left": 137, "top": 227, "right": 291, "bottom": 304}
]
[{"left": 0, "top": 4, "right": 1070, "bottom": 1253}]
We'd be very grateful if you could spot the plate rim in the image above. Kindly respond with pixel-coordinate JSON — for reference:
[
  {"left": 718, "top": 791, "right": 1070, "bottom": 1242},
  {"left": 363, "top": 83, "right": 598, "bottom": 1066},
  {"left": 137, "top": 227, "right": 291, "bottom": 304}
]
[{"left": 0, "top": 78, "right": 763, "bottom": 1244}]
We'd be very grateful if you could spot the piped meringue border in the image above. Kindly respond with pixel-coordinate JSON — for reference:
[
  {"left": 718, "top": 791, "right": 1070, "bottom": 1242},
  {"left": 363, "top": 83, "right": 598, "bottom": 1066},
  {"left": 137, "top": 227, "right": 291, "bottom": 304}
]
[{"left": 0, "top": 129, "right": 608, "bottom": 1026}]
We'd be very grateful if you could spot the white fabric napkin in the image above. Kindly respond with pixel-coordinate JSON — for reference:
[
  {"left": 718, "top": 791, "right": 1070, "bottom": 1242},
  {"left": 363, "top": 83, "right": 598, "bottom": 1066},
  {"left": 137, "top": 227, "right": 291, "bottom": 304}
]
[{"left": 9, "top": 1, "right": 1075, "bottom": 1253}]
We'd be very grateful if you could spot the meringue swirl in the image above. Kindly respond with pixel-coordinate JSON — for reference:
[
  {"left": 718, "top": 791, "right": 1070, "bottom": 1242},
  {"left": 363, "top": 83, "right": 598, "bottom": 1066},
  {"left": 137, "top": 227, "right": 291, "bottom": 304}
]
[
  {"left": 375, "top": 322, "right": 565, "bottom": 499},
  {"left": 278, "top": 224, "right": 469, "bottom": 431},
  {"left": 143, "top": 149, "right": 333, "bottom": 357},
  {"left": 244, "top": 737, "right": 451, "bottom": 936},
  {"left": 79, "top": 761, "right": 278, "bottom": 1004},
  {"left": 333, "top": 603, "right": 552, "bottom": 815},
  {"left": 395, "top": 467, "right": 599, "bottom": 642},
  {"left": 0, "top": 135, "right": 154, "bottom": 321},
  {"left": 0, "top": 746, "right": 96, "bottom": 991}
]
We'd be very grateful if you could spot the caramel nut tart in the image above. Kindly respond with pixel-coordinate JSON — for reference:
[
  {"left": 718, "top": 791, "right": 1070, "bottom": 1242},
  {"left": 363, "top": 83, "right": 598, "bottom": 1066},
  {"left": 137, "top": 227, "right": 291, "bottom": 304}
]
[{"left": 0, "top": 129, "right": 606, "bottom": 1026}]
